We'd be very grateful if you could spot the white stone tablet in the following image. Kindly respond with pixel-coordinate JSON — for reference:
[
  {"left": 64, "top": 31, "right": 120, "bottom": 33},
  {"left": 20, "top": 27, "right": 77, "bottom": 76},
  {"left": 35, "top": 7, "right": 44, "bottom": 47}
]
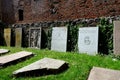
[
  {"left": 51, "top": 27, "right": 68, "bottom": 52},
  {"left": 78, "top": 27, "right": 98, "bottom": 55}
]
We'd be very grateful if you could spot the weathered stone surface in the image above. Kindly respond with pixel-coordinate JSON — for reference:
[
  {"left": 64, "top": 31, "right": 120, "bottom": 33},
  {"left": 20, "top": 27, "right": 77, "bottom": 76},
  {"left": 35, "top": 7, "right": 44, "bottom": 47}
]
[
  {"left": 88, "top": 67, "right": 120, "bottom": 80},
  {"left": 4, "top": 28, "right": 11, "bottom": 46},
  {"left": 0, "top": 51, "right": 34, "bottom": 67},
  {"left": 51, "top": 27, "right": 67, "bottom": 52},
  {"left": 114, "top": 21, "right": 120, "bottom": 55},
  {"left": 78, "top": 27, "right": 98, "bottom": 55},
  {"left": 29, "top": 27, "right": 41, "bottom": 49},
  {"left": 15, "top": 28, "right": 22, "bottom": 47},
  {"left": 0, "top": 49, "right": 9, "bottom": 54},
  {"left": 13, "top": 58, "right": 68, "bottom": 76},
  {"left": 2, "top": 0, "right": 120, "bottom": 24}
]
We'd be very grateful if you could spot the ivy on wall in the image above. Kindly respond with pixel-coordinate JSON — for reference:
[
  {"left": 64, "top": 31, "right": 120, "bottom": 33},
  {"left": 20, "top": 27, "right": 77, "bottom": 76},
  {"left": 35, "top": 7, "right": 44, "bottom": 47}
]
[
  {"left": 67, "top": 22, "right": 80, "bottom": 52},
  {"left": 66, "top": 18, "right": 113, "bottom": 54},
  {"left": 44, "top": 19, "right": 113, "bottom": 55},
  {"left": 3, "top": 17, "right": 113, "bottom": 54},
  {"left": 98, "top": 18, "right": 113, "bottom": 54}
]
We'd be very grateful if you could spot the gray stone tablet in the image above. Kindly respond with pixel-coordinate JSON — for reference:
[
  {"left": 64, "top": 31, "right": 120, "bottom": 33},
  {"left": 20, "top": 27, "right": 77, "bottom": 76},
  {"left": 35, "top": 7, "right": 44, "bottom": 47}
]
[
  {"left": 4, "top": 28, "right": 11, "bottom": 46},
  {"left": 29, "top": 27, "right": 41, "bottom": 49},
  {"left": 13, "top": 58, "right": 68, "bottom": 76},
  {"left": 0, "top": 51, "right": 34, "bottom": 67},
  {"left": 0, "top": 49, "right": 9, "bottom": 54},
  {"left": 78, "top": 27, "right": 98, "bottom": 55},
  {"left": 114, "top": 21, "right": 120, "bottom": 55},
  {"left": 88, "top": 67, "right": 120, "bottom": 80},
  {"left": 15, "top": 28, "right": 22, "bottom": 47},
  {"left": 51, "top": 27, "right": 67, "bottom": 52}
]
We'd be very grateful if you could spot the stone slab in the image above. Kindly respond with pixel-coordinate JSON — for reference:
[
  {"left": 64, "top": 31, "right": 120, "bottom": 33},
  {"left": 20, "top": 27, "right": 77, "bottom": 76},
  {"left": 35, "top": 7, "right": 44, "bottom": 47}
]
[
  {"left": 78, "top": 27, "right": 98, "bottom": 55},
  {"left": 0, "top": 49, "right": 9, "bottom": 54},
  {"left": 88, "top": 67, "right": 120, "bottom": 80},
  {"left": 29, "top": 27, "right": 41, "bottom": 48},
  {"left": 15, "top": 28, "right": 22, "bottom": 47},
  {"left": 114, "top": 21, "right": 120, "bottom": 55},
  {"left": 51, "top": 27, "right": 67, "bottom": 52},
  {"left": 4, "top": 28, "right": 11, "bottom": 46},
  {"left": 0, "top": 51, "right": 34, "bottom": 67},
  {"left": 13, "top": 58, "right": 68, "bottom": 76}
]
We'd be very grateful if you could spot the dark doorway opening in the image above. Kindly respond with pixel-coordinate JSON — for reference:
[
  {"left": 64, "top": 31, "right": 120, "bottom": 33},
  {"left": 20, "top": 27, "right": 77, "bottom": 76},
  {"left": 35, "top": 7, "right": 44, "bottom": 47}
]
[{"left": 18, "top": 9, "right": 24, "bottom": 21}]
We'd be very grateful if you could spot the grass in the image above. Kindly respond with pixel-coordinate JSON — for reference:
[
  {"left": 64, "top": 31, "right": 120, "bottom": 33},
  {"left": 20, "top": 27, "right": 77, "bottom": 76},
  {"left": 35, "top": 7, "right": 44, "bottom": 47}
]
[{"left": 0, "top": 46, "right": 120, "bottom": 80}]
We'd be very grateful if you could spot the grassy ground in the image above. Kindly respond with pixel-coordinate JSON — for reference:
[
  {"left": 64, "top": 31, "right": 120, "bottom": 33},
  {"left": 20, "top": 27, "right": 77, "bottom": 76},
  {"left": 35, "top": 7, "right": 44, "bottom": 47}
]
[{"left": 0, "top": 46, "right": 120, "bottom": 80}]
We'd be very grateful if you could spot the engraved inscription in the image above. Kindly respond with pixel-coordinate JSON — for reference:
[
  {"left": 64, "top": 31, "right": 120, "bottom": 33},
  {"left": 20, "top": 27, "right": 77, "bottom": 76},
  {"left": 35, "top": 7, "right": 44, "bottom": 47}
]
[
  {"left": 78, "top": 27, "right": 98, "bottom": 55},
  {"left": 29, "top": 28, "right": 41, "bottom": 48},
  {"left": 84, "top": 36, "right": 91, "bottom": 45}
]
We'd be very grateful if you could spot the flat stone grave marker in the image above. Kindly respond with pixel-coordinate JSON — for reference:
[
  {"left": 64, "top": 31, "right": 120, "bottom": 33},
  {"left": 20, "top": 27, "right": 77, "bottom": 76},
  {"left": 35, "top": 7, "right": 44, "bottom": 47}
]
[
  {"left": 0, "top": 49, "right": 9, "bottom": 55},
  {"left": 29, "top": 27, "right": 41, "bottom": 49},
  {"left": 88, "top": 67, "right": 120, "bottom": 80},
  {"left": 114, "top": 21, "right": 120, "bottom": 55},
  {"left": 15, "top": 28, "right": 22, "bottom": 47},
  {"left": 51, "top": 27, "right": 67, "bottom": 52},
  {"left": 0, "top": 51, "right": 34, "bottom": 67},
  {"left": 13, "top": 58, "right": 68, "bottom": 76},
  {"left": 78, "top": 27, "right": 98, "bottom": 55},
  {"left": 4, "top": 28, "right": 11, "bottom": 46}
]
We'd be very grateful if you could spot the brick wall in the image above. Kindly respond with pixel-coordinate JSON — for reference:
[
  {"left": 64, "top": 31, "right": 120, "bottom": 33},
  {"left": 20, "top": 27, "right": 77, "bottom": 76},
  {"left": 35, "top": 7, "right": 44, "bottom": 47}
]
[{"left": 1, "top": 0, "right": 120, "bottom": 24}]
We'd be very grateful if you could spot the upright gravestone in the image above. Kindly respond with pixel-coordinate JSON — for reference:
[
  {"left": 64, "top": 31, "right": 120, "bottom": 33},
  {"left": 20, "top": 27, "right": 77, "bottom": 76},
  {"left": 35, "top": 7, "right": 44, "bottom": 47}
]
[
  {"left": 4, "top": 28, "right": 11, "bottom": 46},
  {"left": 78, "top": 27, "right": 98, "bottom": 55},
  {"left": 29, "top": 27, "right": 41, "bottom": 48},
  {"left": 114, "top": 21, "right": 120, "bottom": 55},
  {"left": 51, "top": 27, "right": 67, "bottom": 52},
  {"left": 15, "top": 28, "right": 22, "bottom": 47}
]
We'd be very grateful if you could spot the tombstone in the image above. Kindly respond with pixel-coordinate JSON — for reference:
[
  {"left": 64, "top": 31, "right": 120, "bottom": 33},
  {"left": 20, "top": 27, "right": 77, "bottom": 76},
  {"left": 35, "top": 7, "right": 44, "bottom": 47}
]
[
  {"left": 29, "top": 27, "right": 41, "bottom": 49},
  {"left": 114, "top": 21, "right": 120, "bottom": 55},
  {"left": 88, "top": 67, "right": 120, "bottom": 80},
  {"left": 13, "top": 58, "right": 68, "bottom": 76},
  {"left": 4, "top": 28, "right": 11, "bottom": 46},
  {"left": 0, "top": 49, "right": 9, "bottom": 55},
  {"left": 51, "top": 27, "right": 67, "bottom": 52},
  {"left": 15, "top": 28, "right": 22, "bottom": 47},
  {"left": 78, "top": 27, "right": 98, "bottom": 55},
  {"left": 0, "top": 51, "right": 34, "bottom": 67}
]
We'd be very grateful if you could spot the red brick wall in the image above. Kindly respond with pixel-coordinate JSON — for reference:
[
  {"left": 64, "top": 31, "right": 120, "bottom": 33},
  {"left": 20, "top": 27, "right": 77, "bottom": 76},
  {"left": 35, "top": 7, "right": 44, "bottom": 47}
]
[{"left": 2, "top": 0, "right": 120, "bottom": 24}]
